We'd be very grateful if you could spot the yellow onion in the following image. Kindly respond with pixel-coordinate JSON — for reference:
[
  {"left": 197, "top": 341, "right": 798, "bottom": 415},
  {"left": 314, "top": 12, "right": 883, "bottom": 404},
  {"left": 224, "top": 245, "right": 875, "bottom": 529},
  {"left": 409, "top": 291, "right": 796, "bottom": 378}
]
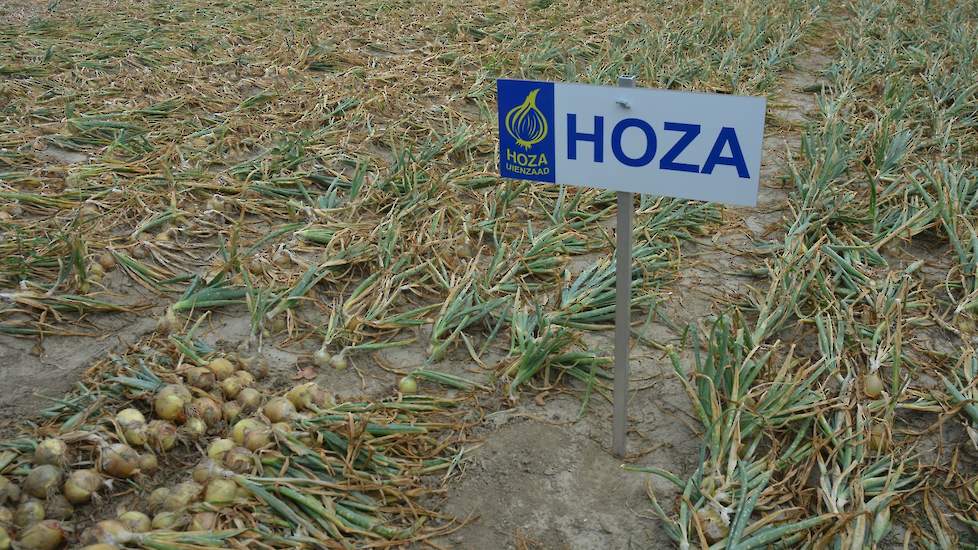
[
  {"left": 220, "top": 376, "right": 242, "bottom": 399},
  {"left": 190, "top": 397, "right": 222, "bottom": 427},
  {"left": 398, "top": 376, "right": 418, "bottom": 395},
  {"left": 147, "top": 488, "right": 170, "bottom": 512},
  {"left": 0, "top": 526, "right": 8, "bottom": 550},
  {"left": 192, "top": 460, "right": 223, "bottom": 484},
  {"left": 81, "top": 545, "right": 119, "bottom": 550},
  {"left": 184, "top": 367, "right": 215, "bottom": 390},
  {"left": 236, "top": 388, "right": 261, "bottom": 412},
  {"left": 116, "top": 408, "right": 148, "bottom": 446},
  {"left": 44, "top": 495, "right": 72, "bottom": 520},
  {"left": 24, "top": 465, "right": 62, "bottom": 499},
  {"left": 154, "top": 384, "right": 190, "bottom": 423},
  {"left": 163, "top": 481, "right": 202, "bottom": 512},
  {"left": 329, "top": 352, "right": 348, "bottom": 370},
  {"left": 205, "top": 479, "right": 237, "bottom": 505},
  {"left": 97, "top": 252, "right": 116, "bottom": 271},
  {"left": 63, "top": 469, "right": 102, "bottom": 504},
  {"left": 222, "top": 401, "right": 242, "bottom": 423},
  {"left": 869, "top": 423, "right": 888, "bottom": 451},
  {"left": 207, "top": 358, "right": 236, "bottom": 381},
  {"left": 243, "top": 355, "right": 268, "bottom": 380},
  {"left": 118, "top": 511, "right": 151, "bottom": 533},
  {"left": 17, "top": 520, "right": 65, "bottom": 550},
  {"left": 271, "top": 422, "right": 291, "bottom": 434},
  {"left": 182, "top": 417, "right": 207, "bottom": 440},
  {"left": 234, "top": 370, "right": 255, "bottom": 387},
  {"left": 138, "top": 453, "right": 158, "bottom": 474},
  {"left": 864, "top": 373, "right": 884, "bottom": 399},
  {"left": 0, "top": 506, "right": 12, "bottom": 525},
  {"left": 313, "top": 348, "right": 331, "bottom": 368},
  {"left": 14, "top": 500, "right": 44, "bottom": 529},
  {"left": 286, "top": 382, "right": 331, "bottom": 411},
  {"left": 206, "top": 439, "right": 234, "bottom": 461},
  {"left": 243, "top": 427, "right": 272, "bottom": 451},
  {"left": 262, "top": 397, "right": 296, "bottom": 424},
  {"left": 33, "top": 439, "right": 69, "bottom": 467},
  {"left": 88, "top": 520, "right": 131, "bottom": 546},
  {"left": 190, "top": 511, "right": 217, "bottom": 531},
  {"left": 231, "top": 418, "right": 263, "bottom": 445},
  {"left": 101, "top": 444, "right": 140, "bottom": 478},
  {"left": 0, "top": 477, "right": 19, "bottom": 504},
  {"left": 222, "top": 447, "right": 253, "bottom": 474},
  {"left": 147, "top": 420, "right": 178, "bottom": 451},
  {"left": 151, "top": 511, "right": 184, "bottom": 530}
]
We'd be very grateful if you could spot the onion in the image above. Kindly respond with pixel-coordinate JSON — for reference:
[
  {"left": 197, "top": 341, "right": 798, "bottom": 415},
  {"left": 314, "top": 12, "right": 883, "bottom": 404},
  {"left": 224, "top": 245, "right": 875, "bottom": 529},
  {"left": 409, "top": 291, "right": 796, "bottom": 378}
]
[
  {"left": 154, "top": 384, "right": 191, "bottom": 422},
  {"left": 81, "top": 545, "right": 119, "bottom": 550},
  {"left": 271, "top": 422, "right": 291, "bottom": 434},
  {"left": 17, "top": 520, "right": 65, "bottom": 550},
  {"left": 43, "top": 495, "right": 72, "bottom": 520},
  {"left": 163, "top": 481, "right": 202, "bottom": 512},
  {"left": 236, "top": 388, "right": 261, "bottom": 412},
  {"left": 24, "top": 465, "right": 62, "bottom": 499},
  {"left": 313, "top": 348, "right": 331, "bottom": 368},
  {"left": 286, "top": 382, "right": 329, "bottom": 411},
  {"left": 192, "top": 396, "right": 223, "bottom": 427},
  {"left": 864, "top": 373, "right": 884, "bottom": 399},
  {"left": 869, "top": 423, "right": 888, "bottom": 451},
  {"left": 262, "top": 397, "right": 296, "bottom": 423},
  {"left": 222, "top": 401, "right": 242, "bottom": 423},
  {"left": 14, "top": 500, "right": 44, "bottom": 528},
  {"left": 0, "top": 506, "right": 12, "bottom": 524},
  {"left": 33, "top": 439, "right": 68, "bottom": 467},
  {"left": 151, "top": 512, "right": 184, "bottom": 530},
  {"left": 205, "top": 479, "right": 237, "bottom": 505},
  {"left": 234, "top": 370, "right": 255, "bottom": 387},
  {"left": 116, "top": 408, "right": 148, "bottom": 446},
  {"left": 206, "top": 439, "right": 234, "bottom": 461},
  {"left": 272, "top": 250, "right": 291, "bottom": 267},
  {"left": 329, "top": 353, "right": 348, "bottom": 370},
  {"left": 118, "top": 511, "right": 151, "bottom": 533},
  {"left": 88, "top": 519, "right": 132, "bottom": 545},
  {"left": 190, "top": 511, "right": 217, "bottom": 531},
  {"left": 97, "top": 252, "right": 116, "bottom": 271},
  {"left": 89, "top": 263, "right": 105, "bottom": 282},
  {"left": 398, "top": 376, "right": 418, "bottom": 395},
  {"left": 147, "top": 420, "right": 178, "bottom": 451},
  {"left": 138, "top": 453, "right": 158, "bottom": 474},
  {"left": 220, "top": 376, "right": 242, "bottom": 399},
  {"left": 182, "top": 417, "right": 207, "bottom": 439},
  {"left": 147, "top": 487, "right": 170, "bottom": 512},
  {"left": 101, "top": 444, "right": 140, "bottom": 478},
  {"left": 0, "top": 477, "right": 20, "bottom": 504},
  {"left": 243, "top": 427, "right": 272, "bottom": 451},
  {"left": 184, "top": 367, "right": 215, "bottom": 390},
  {"left": 222, "top": 447, "right": 254, "bottom": 474},
  {"left": 231, "top": 418, "right": 263, "bottom": 445},
  {"left": 0, "top": 526, "right": 8, "bottom": 550},
  {"left": 207, "top": 357, "right": 236, "bottom": 381},
  {"left": 63, "top": 469, "right": 102, "bottom": 504}
]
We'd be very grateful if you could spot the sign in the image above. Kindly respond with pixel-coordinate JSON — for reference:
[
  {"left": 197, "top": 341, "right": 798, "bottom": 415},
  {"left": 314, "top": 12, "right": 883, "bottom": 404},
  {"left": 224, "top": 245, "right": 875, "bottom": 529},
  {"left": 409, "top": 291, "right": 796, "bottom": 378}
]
[{"left": 497, "top": 78, "right": 766, "bottom": 206}]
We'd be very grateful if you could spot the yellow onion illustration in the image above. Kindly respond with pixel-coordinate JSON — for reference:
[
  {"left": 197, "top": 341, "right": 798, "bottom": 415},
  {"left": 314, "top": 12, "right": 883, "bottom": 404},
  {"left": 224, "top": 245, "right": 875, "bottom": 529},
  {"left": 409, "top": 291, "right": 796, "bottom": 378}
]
[{"left": 505, "top": 88, "right": 548, "bottom": 150}]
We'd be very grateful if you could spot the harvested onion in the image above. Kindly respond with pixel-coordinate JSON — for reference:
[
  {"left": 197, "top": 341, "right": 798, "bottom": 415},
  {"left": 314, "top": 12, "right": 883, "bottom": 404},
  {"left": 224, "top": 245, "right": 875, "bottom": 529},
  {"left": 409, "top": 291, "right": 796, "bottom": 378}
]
[
  {"left": 163, "top": 481, "right": 201, "bottom": 512},
  {"left": 223, "top": 447, "right": 253, "bottom": 474},
  {"left": 206, "top": 439, "right": 234, "bottom": 461},
  {"left": 236, "top": 388, "right": 261, "bottom": 412},
  {"left": 190, "top": 511, "right": 217, "bottom": 531},
  {"left": 118, "top": 511, "right": 151, "bottom": 533},
  {"left": 63, "top": 469, "right": 102, "bottom": 504},
  {"left": 44, "top": 495, "right": 72, "bottom": 521},
  {"left": 222, "top": 400, "right": 242, "bottom": 423},
  {"left": 192, "top": 396, "right": 222, "bottom": 427},
  {"left": 151, "top": 512, "right": 183, "bottom": 530},
  {"left": 24, "top": 465, "right": 61, "bottom": 499},
  {"left": 329, "top": 352, "right": 348, "bottom": 370},
  {"left": 14, "top": 500, "right": 44, "bottom": 529},
  {"left": 116, "top": 408, "right": 148, "bottom": 446},
  {"left": 147, "top": 420, "right": 178, "bottom": 451},
  {"left": 147, "top": 488, "right": 170, "bottom": 512},
  {"left": 398, "top": 376, "right": 418, "bottom": 395},
  {"left": 101, "top": 444, "right": 140, "bottom": 478},
  {"left": 234, "top": 370, "right": 255, "bottom": 387},
  {"left": 0, "top": 477, "right": 20, "bottom": 504},
  {"left": 205, "top": 479, "right": 237, "bottom": 505},
  {"left": 138, "top": 453, "right": 158, "bottom": 474},
  {"left": 864, "top": 373, "right": 884, "bottom": 398},
  {"left": 313, "top": 348, "right": 331, "bottom": 368},
  {"left": 220, "top": 376, "right": 242, "bottom": 399},
  {"left": 184, "top": 367, "right": 215, "bottom": 390},
  {"left": 262, "top": 397, "right": 295, "bottom": 423},
  {"left": 17, "top": 520, "right": 65, "bottom": 550},
  {"left": 207, "top": 357, "right": 236, "bottom": 380},
  {"left": 0, "top": 526, "right": 8, "bottom": 550},
  {"left": 33, "top": 439, "right": 68, "bottom": 467},
  {"left": 182, "top": 417, "right": 207, "bottom": 439},
  {"left": 231, "top": 418, "right": 263, "bottom": 445}
]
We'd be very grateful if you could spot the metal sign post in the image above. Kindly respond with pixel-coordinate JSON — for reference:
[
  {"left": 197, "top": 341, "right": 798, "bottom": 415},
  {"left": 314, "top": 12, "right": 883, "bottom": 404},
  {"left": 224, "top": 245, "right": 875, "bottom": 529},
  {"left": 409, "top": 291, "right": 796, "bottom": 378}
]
[{"left": 613, "top": 75, "right": 635, "bottom": 459}]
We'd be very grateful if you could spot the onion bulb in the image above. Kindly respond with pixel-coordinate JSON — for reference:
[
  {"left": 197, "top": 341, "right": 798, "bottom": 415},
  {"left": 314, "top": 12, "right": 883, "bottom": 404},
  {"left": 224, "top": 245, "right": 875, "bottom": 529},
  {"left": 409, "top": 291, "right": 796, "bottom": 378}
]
[
  {"left": 0, "top": 506, "right": 12, "bottom": 525},
  {"left": 163, "top": 481, "right": 202, "bottom": 512},
  {"left": 0, "top": 526, "right": 8, "bottom": 550},
  {"left": 243, "top": 427, "right": 272, "bottom": 451},
  {"left": 44, "top": 495, "right": 72, "bottom": 521},
  {"left": 24, "top": 465, "right": 62, "bottom": 499},
  {"left": 869, "top": 423, "right": 888, "bottom": 451},
  {"left": 138, "top": 453, "right": 158, "bottom": 474},
  {"left": 154, "top": 385, "right": 189, "bottom": 423},
  {"left": 286, "top": 382, "right": 332, "bottom": 411},
  {"left": 243, "top": 355, "right": 268, "bottom": 380},
  {"left": 81, "top": 545, "right": 119, "bottom": 550},
  {"left": 147, "top": 420, "right": 178, "bottom": 451},
  {"left": 398, "top": 376, "right": 418, "bottom": 395},
  {"left": 262, "top": 397, "right": 295, "bottom": 423},
  {"left": 14, "top": 500, "right": 44, "bottom": 529},
  {"left": 118, "top": 511, "right": 151, "bottom": 533},
  {"left": 88, "top": 520, "right": 131, "bottom": 546},
  {"left": 191, "top": 397, "right": 222, "bottom": 427},
  {"left": 17, "top": 520, "right": 65, "bottom": 550},
  {"left": 236, "top": 388, "right": 261, "bottom": 413},
  {"left": 205, "top": 479, "right": 237, "bottom": 505},
  {"left": 116, "top": 408, "right": 148, "bottom": 446},
  {"left": 151, "top": 512, "right": 184, "bottom": 530},
  {"left": 206, "top": 439, "right": 234, "bottom": 461},
  {"left": 313, "top": 348, "right": 331, "bottom": 368},
  {"left": 329, "top": 352, "right": 348, "bottom": 370},
  {"left": 147, "top": 488, "right": 170, "bottom": 512},
  {"left": 34, "top": 439, "right": 69, "bottom": 467},
  {"left": 184, "top": 367, "right": 215, "bottom": 390},
  {"left": 207, "top": 357, "right": 236, "bottom": 381},
  {"left": 233, "top": 370, "right": 255, "bottom": 387},
  {"left": 63, "top": 469, "right": 102, "bottom": 504},
  {"left": 221, "top": 400, "right": 241, "bottom": 423},
  {"left": 0, "top": 477, "right": 20, "bottom": 504},
  {"left": 220, "top": 376, "right": 242, "bottom": 399},
  {"left": 101, "top": 444, "right": 139, "bottom": 478},
  {"left": 182, "top": 417, "right": 207, "bottom": 440},
  {"left": 190, "top": 511, "right": 217, "bottom": 531},
  {"left": 231, "top": 418, "right": 263, "bottom": 445},
  {"left": 97, "top": 252, "right": 116, "bottom": 271},
  {"left": 222, "top": 447, "right": 253, "bottom": 474},
  {"left": 864, "top": 373, "right": 884, "bottom": 399}
]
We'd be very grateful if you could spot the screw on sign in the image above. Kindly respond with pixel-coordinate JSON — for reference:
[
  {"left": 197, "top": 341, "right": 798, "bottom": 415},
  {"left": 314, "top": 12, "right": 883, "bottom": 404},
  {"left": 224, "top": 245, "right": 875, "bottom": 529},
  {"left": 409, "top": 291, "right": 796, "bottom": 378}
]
[{"left": 497, "top": 76, "right": 766, "bottom": 457}]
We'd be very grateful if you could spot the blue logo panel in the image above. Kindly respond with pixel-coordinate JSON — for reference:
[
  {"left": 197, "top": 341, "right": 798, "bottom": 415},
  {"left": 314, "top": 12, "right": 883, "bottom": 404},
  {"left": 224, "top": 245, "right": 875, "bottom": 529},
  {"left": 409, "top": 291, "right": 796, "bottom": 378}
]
[{"left": 497, "top": 79, "right": 556, "bottom": 183}]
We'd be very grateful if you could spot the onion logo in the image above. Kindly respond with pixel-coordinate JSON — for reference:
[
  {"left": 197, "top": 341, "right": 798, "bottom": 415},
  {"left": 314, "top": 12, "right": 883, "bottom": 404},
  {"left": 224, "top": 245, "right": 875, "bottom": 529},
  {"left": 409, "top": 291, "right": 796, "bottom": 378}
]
[{"left": 505, "top": 89, "right": 548, "bottom": 150}]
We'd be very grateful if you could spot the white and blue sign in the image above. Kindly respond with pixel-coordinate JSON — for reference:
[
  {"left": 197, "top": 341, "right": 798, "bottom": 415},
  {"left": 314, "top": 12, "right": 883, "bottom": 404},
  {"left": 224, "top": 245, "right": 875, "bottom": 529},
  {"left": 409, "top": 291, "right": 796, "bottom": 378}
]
[{"left": 497, "top": 79, "right": 766, "bottom": 206}]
